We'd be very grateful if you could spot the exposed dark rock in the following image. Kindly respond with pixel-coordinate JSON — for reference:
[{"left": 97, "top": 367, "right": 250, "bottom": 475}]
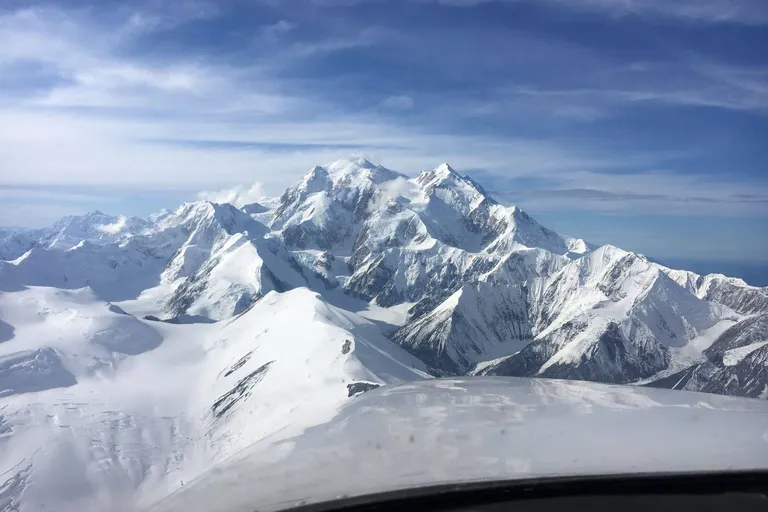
[
  {"left": 0, "top": 319, "right": 14, "bottom": 343},
  {"left": 213, "top": 361, "right": 274, "bottom": 419},
  {"left": 539, "top": 323, "right": 669, "bottom": 384},
  {"left": 704, "top": 314, "right": 768, "bottom": 360},
  {"left": 107, "top": 304, "right": 128, "bottom": 315},
  {"left": 242, "top": 202, "right": 269, "bottom": 215},
  {"left": 144, "top": 314, "right": 215, "bottom": 325},
  {"left": 224, "top": 351, "right": 253, "bottom": 377},
  {"left": 346, "top": 382, "right": 380, "bottom": 397},
  {"left": 700, "top": 345, "right": 768, "bottom": 399},
  {"left": 701, "top": 278, "right": 768, "bottom": 315},
  {"left": 644, "top": 365, "right": 701, "bottom": 390}
]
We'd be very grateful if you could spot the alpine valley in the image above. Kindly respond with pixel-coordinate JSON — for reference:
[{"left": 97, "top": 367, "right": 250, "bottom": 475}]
[{"left": 1, "top": 158, "right": 767, "bottom": 511}]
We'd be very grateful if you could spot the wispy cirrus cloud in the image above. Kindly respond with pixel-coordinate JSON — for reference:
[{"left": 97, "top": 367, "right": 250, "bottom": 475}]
[
  {"left": 380, "top": 95, "right": 415, "bottom": 110},
  {"left": 488, "top": 166, "right": 768, "bottom": 217},
  {"left": 542, "top": 0, "right": 768, "bottom": 25},
  {"left": 501, "top": 83, "right": 768, "bottom": 117},
  {"left": 367, "top": 0, "right": 768, "bottom": 25},
  {"left": 0, "top": 7, "right": 221, "bottom": 107},
  {"left": 118, "top": 0, "right": 223, "bottom": 34},
  {"left": 261, "top": 19, "right": 297, "bottom": 41},
  {"left": 461, "top": 61, "right": 768, "bottom": 121},
  {"left": 496, "top": 187, "right": 768, "bottom": 206}
]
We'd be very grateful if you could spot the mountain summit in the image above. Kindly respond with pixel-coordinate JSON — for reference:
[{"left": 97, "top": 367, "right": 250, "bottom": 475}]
[{"left": 2, "top": 158, "right": 764, "bottom": 388}]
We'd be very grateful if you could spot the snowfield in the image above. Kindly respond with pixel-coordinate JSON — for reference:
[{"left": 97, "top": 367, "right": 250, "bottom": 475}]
[
  {"left": 0, "top": 285, "right": 428, "bottom": 511},
  {"left": 1, "top": 157, "right": 767, "bottom": 510}
]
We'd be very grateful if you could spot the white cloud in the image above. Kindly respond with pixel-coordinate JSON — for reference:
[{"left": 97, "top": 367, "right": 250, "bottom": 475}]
[
  {"left": 492, "top": 167, "right": 768, "bottom": 217},
  {"left": 470, "top": 61, "right": 768, "bottom": 120},
  {"left": 0, "top": 2, "right": 765, "bottom": 230},
  {"left": 366, "top": 176, "right": 420, "bottom": 213},
  {"left": 0, "top": 6, "right": 297, "bottom": 113},
  {"left": 0, "top": 8, "right": 91, "bottom": 68},
  {"left": 572, "top": 0, "right": 768, "bottom": 25},
  {"left": 309, "top": 0, "right": 768, "bottom": 24},
  {"left": 0, "top": 104, "right": 673, "bottom": 193},
  {"left": 197, "top": 182, "right": 265, "bottom": 207},
  {"left": 262, "top": 20, "right": 297, "bottom": 40},
  {"left": 73, "top": 65, "right": 203, "bottom": 92},
  {"left": 118, "top": 1, "right": 222, "bottom": 37},
  {"left": 96, "top": 216, "right": 129, "bottom": 235},
  {"left": 432, "top": 0, "right": 768, "bottom": 25}
]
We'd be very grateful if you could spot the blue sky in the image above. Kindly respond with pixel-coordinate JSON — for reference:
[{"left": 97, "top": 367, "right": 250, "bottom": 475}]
[{"left": 0, "top": 0, "right": 767, "bottom": 265}]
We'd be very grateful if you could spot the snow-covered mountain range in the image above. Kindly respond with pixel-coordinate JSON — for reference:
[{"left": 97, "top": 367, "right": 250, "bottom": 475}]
[{"left": 1, "top": 157, "right": 767, "bottom": 510}]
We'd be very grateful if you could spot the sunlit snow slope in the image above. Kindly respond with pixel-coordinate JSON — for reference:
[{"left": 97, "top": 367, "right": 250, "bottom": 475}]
[{"left": 0, "top": 285, "right": 427, "bottom": 511}]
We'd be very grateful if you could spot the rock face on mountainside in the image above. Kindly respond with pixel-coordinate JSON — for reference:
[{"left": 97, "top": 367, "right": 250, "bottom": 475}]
[
  {"left": 645, "top": 313, "right": 768, "bottom": 399},
  {"left": 2, "top": 157, "right": 767, "bottom": 400},
  {"left": 473, "top": 246, "right": 732, "bottom": 384},
  {"left": 0, "top": 228, "right": 45, "bottom": 261},
  {"left": 0, "top": 213, "right": 148, "bottom": 261}
]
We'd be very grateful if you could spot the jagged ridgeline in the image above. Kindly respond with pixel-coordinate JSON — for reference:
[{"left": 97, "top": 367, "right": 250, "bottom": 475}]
[{"left": 2, "top": 158, "right": 767, "bottom": 398}]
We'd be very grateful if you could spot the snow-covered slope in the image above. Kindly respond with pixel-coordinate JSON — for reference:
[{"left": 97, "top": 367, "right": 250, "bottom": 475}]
[
  {"left": 272, "top": 158, "right": 404, "bottom": 250},
  {"left": 0, "top": 239, "right": 171, "bottom": 301},
  {"left": 0, "top": 285, "right": 429, "bottom": 511},
  {"left": 391, "top": 250, "right": 557, "bottom": 374},
  {"left": 165, "top": 233, "right": 305, "bottom": 320},
  {"left": 408, "top": 244, "right": 736, "bottom": 383},
  {"left": 662, "top": 266, "right": 768, "bottom": 316},
  {"left": 0, "top": 212, "right": 151, "bottom": 262},
  {"left": 695, "top": 275, "right": 768, "bottom": 315},
  {"left": 270, "top": 158, "right": 590, "bottom": 310},
  {"left": 40, "top": 211, "right": 150, "bottom": 250},
  {"left": 705, "top": 313, "right": 768, "bottom": 360},
  {"left": 0, "top": 286, "right": 162, "bottom": 377},
  {"left": 155, "top": 201, "right": 268, "bottom": 283},
  {"left": 646, "top": 313, "right": 768, "bottom": 399},
  {"left": 265, "top": 159, "right": 761, "bottom": 390},
  {"left": 0, "top": 228, "right": 48, "bottom": 261},
  {"left": 0, "top": 201, "right": 306, "bottom": 316},
  {"left": 156, "top": 201, "right": 309, "bottom": 320},
  {"left": 197, "top": 288, "right": 430, "bottom": 461},
  {"left": 0, "top": 285, "right": 188, "bottom": 511},
  {"left": 392, "top": 280, "right": 532, "bottom": 374}
]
